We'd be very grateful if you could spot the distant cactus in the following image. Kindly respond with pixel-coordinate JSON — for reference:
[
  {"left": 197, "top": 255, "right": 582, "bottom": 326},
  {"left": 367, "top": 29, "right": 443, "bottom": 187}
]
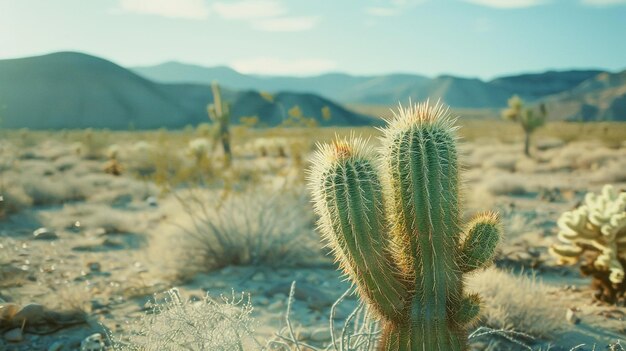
[
  {"left": 187, "top": 138, "right": 211, "bottom": 164},
  {"left": 104, "top": 144, "right": 122, "bottom": 176},
  {"left": 550, "top": 184, "right": 626, "bottom": 304},
  {"left": 502, "top": 95, "right": 547, "bottom": 157},
  {"left": 309, "top": 102, "right": 501, "bottom": 350},
  {"left": 208, "top": 82, "right": 232, "bottom": 167}
]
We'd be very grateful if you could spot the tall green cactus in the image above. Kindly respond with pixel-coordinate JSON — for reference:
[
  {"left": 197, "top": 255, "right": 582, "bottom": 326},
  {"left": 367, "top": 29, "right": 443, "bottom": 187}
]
[
  {"left": 208, "top": 82, "right": 232, "bottom": 167},
  {"left": 309, "top": 102, "right": 501, "bottom": 351}
]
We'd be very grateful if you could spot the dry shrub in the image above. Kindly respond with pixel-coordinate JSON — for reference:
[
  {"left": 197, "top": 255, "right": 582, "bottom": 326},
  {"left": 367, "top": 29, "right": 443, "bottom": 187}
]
[
  {"left": 81, "top": 173, "right": 157, "bottom": 205},
  {"left": 591, "top": 158, "right": 626, "bottom": 183},
  {"left": 481, "top": 172, "right": 532, "bottom": 196},
  {"left": 20, "top": 174, "right": 96, "bottom": 205},
  {"left": 548, "top": 142, "right": 623, "bottom": 171},
  {"left": 157, "top": 185, "right": 319, "bottom": 275},
  {"left": 0, "top": 185, "right": 33, "bottom": 217},
  {"left": 111, "top": 289, "right": 261, "bottom": 351},
  {"left": 576, "top": 147, "right": 623, "bottom": 170},
  {"left": 467, "top": 268, "right": 567, "bottom": 338},
  {"left": 483, "top": 154, "right": 519, "bottom": 172}
]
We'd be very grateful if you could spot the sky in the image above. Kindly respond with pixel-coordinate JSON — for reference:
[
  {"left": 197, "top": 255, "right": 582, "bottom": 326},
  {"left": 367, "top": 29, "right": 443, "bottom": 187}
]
[{"left": 1, "top": 0, "right": 625, "bottom": 79}]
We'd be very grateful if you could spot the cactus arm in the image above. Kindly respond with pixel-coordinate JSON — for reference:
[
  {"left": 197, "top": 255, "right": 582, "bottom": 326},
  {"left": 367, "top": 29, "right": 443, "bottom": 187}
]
[
  {"left": 211, "top": 82, "right": 223, "bottom": 117},
  {"left": 309, "top": 139, "right": 407, "bottom": 322},
  {"left": 459, "top": 212, "right": 501, "bottom": 273},
  {"left": 455, "top": 294, "right": 481, "bottom": 326}
]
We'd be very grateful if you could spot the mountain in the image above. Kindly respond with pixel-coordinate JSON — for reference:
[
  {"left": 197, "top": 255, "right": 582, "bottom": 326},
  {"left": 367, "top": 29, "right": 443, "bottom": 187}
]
[
  {"left": 133, "top": 62, "right": 430, "bottom": 104},
  {"left": 133, "top": 62, "right": 607, "bottom": 108},
  {"left": 0, "top": 52, "right": 374, "bottom": 129},
  {"left": 489, "top": 70, "right": 603, "bottom": 100},
  {"left": 542, "top": 70, "right": 626, "bottom": 121},
  {"left": 0, "top": 52, "right": 194, "bottom": 129}
]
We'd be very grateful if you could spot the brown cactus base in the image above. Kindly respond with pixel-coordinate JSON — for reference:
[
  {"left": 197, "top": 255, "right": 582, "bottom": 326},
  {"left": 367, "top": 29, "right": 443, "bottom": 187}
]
[{"left": 580, "top": 257, "right": 626, "bottom": 306}]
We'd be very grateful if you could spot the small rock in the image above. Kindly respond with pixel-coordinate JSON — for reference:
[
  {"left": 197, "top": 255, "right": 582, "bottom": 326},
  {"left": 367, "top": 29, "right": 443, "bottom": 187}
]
[
  {"left": 146, "top": 196, "right": 158, "bottom": 207},
  {"left": 13, "top": 303, "right": 46, "bottom": 325},
  {"left": 251, "top": 272, "right": 266, "bottom": 281},
  {"left": 87, "top": 262, "right": 101, "bottom": 272},
  {"left": 33, "top": 227, "right": 58, "bottom": 240},
  {"left": 4, "top": 328, "right": 23, "bottom": 342},
  {"left": 80, "top": 333, "right": 105, "bottom": 351},
  {"left": 48, "top": 341, "right": 64, "bottom": 351},
  {"left": 309, "top": 327, "right": 331, "bottom": 342},
  {"left": 566, "top": 308, "right": 580, "bottom": 324}
]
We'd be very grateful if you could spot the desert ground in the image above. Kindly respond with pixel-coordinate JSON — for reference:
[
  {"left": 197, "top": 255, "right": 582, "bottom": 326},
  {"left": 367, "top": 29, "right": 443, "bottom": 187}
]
[{"left": 1, "top": 121, "right": 626, "bottom": 351}]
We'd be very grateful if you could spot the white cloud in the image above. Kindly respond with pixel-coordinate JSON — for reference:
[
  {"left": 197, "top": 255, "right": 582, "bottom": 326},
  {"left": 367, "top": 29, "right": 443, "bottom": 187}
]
[
  {"left": 212, "top": 0, "right": 286, "bottom": 20},
  {"left": 117, "top": 0, "right": 210, "bottom": 19},
  {"left": 581, "top": 0, "right": 626, "bottom": 6},
  {"left": 462, "top": 0, "right": 547, "bottom": 8},
  {"left": 365, "top": 7, "right": 399, "bottom": 16},
  {"left": 365, "top": 0, "right": 426, "bottom": 16},
  {"left": 252, "top": 17, "right": 317, "bottom": 32},
  {"left": 231, "top": 57, "right": 337, "bottom": 76}
]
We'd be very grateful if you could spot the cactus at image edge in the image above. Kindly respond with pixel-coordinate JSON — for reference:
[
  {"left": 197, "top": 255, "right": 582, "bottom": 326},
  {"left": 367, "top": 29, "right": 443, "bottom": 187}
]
[
  {"left": 309, "top": 102, "right": 501, "bottom": 351},
  {"left": 550, "top": 184, "right": 626, "bottom": 287},
  {"left": 207, "top": 82, "right": 232, "bottom": 167}
]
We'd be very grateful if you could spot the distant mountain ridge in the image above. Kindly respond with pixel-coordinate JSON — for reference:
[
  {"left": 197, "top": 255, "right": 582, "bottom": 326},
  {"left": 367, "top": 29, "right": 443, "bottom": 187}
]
[
  {"left": 0, "top": 52, "right": 376, "bottom": 129},
  {"left": 134, "top": 61, "right": 626, "bottom": 121},
  {"left": 132, "top": 61, "right": 606, "bottom": 108},
  {"left": 0, "top": 51, "right": 624, "bottom": 128}
]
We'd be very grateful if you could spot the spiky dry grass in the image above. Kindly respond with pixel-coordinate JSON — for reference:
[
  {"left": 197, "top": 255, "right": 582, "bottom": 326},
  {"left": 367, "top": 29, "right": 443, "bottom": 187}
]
[{"left": 467, "top": 268, "right": 568, "bottom": 339}]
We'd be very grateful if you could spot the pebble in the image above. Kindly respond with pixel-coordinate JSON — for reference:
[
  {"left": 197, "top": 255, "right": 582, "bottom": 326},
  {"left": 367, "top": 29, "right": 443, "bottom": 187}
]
[
  {"left": 87, "top": 262, "right": 101, "bottom": 272},
  {"left": 566, "top": 308, "right": 580, "bottom": 324},
  {"left": 33, "top": 227, "right": 58, "bottom": 240},
  {"left": 4, "top": 328, "right": 23, "bottom": 342},
  {"left": 80, "top": 333, "right": 105, "bottom": 351},
  {"left": 251, "top": 272, "right": 266, "bottom": 281},
  {"left": 146, "top": 196, "right": 158, "bottom": 207}
]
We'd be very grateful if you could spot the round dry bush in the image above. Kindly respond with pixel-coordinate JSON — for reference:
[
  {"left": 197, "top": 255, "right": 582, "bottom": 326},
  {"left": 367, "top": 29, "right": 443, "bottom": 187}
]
[
  {"left": 467, "top": 268, "right": 568, "bottom": 338},
  {"left": 0, "top": 185, "right": 33, "bottom": 217},
  {"left": 483, "top": 154, "right": 519, "bottom": 172},
  {"left": 111, "top": 289, "right": 261, "bottom": 351},
  {"left": 482, "top": 172, "right": 532, "bottom": 196},
  {"left": 151, "top": 186, "right": 320, "bottom": 276},
  {"left": 591, "top": 158, "right": 626, "bottom": 183}
]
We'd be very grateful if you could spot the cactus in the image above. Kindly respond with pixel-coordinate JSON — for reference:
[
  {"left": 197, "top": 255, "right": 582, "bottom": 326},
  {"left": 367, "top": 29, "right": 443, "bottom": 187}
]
[
  {"left": 309, "top": 102, "right": 501, "bottom": 351},
  {"left": 550, "top": 184, "right": 626, "bottom": 303},
  {"left": 208, "top": 82, "right": 232, "bottom": 167},
  {"left": 103, "top": 144, "right": 122, "bottom": 176},
  {"left": 501, "top": 95, "right": 547, "bottom": 157}
]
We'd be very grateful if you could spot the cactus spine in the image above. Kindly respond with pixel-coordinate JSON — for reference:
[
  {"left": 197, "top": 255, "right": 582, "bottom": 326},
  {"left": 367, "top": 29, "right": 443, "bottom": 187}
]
[
  {"left": 309, "top": 102, "right": 501, "bottom": 351},
  {"left": 208, "top": 82, "right": 232, "bottom": 167}
]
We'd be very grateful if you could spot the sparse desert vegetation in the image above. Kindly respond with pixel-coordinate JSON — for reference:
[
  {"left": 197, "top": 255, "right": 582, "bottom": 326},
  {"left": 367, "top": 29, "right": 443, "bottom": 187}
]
[
  {"left": 0, "top": 114, "right": 626, "bottom": 350},
  {"left": 1, "top": 115, "right": 626, "bottom": 350}
]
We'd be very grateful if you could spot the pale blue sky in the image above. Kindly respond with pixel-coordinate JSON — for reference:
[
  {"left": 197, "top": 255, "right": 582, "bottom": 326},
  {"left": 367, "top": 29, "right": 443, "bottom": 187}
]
[{"left": 1, "top": 0, "right": 625, "bottom": 78}]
